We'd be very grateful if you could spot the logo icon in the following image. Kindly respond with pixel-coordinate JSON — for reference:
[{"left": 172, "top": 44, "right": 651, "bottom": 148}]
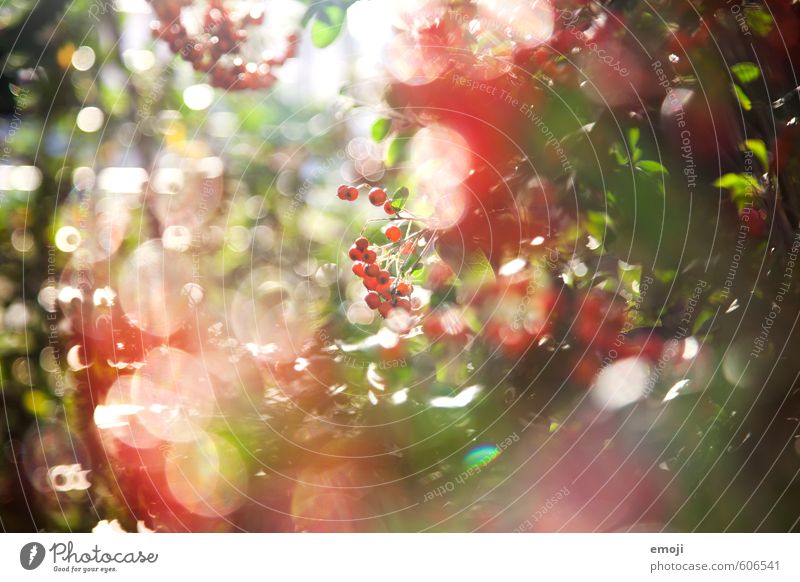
[{"left": 20, "top": 542, "right": 46, "bottom": 570}]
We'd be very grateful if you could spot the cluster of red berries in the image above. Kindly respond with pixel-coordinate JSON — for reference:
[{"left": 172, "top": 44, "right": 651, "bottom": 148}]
[
  {"left": 336, "top": 185, "right": 399, "bottom": 217},
  {"left": 148, "top": 0, "right": 298, "bottom": 90},
  {"left": 348, "top": 235, "right": 414, "bottom": 319},
  {"left": 339, "top": 184, "right": 416, "bottom": 319}
]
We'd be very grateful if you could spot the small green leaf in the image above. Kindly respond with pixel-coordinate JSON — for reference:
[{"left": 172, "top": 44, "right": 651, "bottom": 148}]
[
  {"left": 385, "top": 133, "right": 410, "bottom": 167},
  {"left": 746, "top": 7, "right": 774, "bottom": 36},
  {"left": 628, "top": 127, "right": 640, "bottom": 150},
  {"left": 391, "top": 186, "right": 409, "bottom": 210},
  {"left": 714, "top": 173, "right": 761, "bottom": 202},
  {"left": 310, "top": 5, "right": 345, "bottom": 49},
  {"left": 731, "top": 62, "right": 760, "bottom": 84},
  {"left": 627, "top": 127, "right": 642, "bottom": 162},
  {"left": 585, "top": 210, "right": 612, "bottom": 243},
  {"left": 610, "top": 143, "right": 628, "bottom": 165},
  {"left": 635, "top": 160, "right": 670, "bottom": 175},
  {"left": 713, "top": 173, "right": 758, "bottom": 191},
  {"left": 460, "top": 250, "right": 495, "bottom": 287},
  {"left": 743, "top": 139, "right": 768, "bottom": 171},
  {"left": 370, "top": 118, "right": 392, "bottom": 142},
  {"left": 732, "top": 83, "right": 752, "bottom": 111}
]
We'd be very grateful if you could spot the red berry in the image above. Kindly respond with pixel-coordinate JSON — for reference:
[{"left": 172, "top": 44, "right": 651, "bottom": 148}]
[
  {"left": 396, "top": 282, "right": 413, "bottom": 296},
  {"left": 384, "top": 225, "right": 402, "bottom": 242},
  {"left": 365, "top": 263, "right": 380, "bottom": 278},
  {"left": 355, "top": 236, "right": 369, "bottom": 250},
  {"left": 368, "top": 187, "right": 387, "bottom": 206},
  {"left": 378, "top": 284, "right": 392, "bottom": 300},
  {"left": 384, "top": 201, "right": 396, "bottom": 215},
  {"left": 362, "top": 249, "right": 377, "bottom": 264},
  {"left": 423, "top": 315, "right": 444, "bottom": 338},
  {"left": 378, "top": 302, "right": 393, "bottom": 318},
  {"left": 377, "top": 270, "right": 391, "bottom": 285},
  {"left": 338, "top": 186, "right": 359, "bottom": 201},
  {"left": 352, "top": 262, "right": 366, "bottom": 277},
  {"left": 363, "top": 277, "right": 379, "bottom": 291},
  {"left": 365, "top": 292, "right": 382, "bottom": 310},
  {"left": 348, "top": 246, "right": 363, "bottom": 261},
  {"left": 394, "top": 298, "right": 411, "bottom": 312}
]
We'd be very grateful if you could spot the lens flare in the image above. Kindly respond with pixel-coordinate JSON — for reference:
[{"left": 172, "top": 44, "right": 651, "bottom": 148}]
[
  {"left": 230, "top": 270, "right": 319, "bottom": 363},
  {"left": 149, "top": 151, "right": 223, "bottom": 231},
  {"left": 165, "top": 433, "right": 247, "bottom": 517},
  {"left": 476, "top": 0, "right": 554, "bottom": 48},
  {"left": 406, "top": 125, "right": 472, "bottom": 228},
  {"left": 385, "top": 31, "right": 448, "bottom": 86},
  {"left": 131, "top": 347, "right": 216, "bottom": 443},
  {"left": 464, "top": 444, "right": 501, "bottom": 469},
  {"left": 591, "top": 357, "right": 651, "bottom": 410},
  {"left": 117, "top": 240, "right": 195, "bottom": 337},
  {"left": 95, "top": 375, "right": 161, "bottom": 449}
]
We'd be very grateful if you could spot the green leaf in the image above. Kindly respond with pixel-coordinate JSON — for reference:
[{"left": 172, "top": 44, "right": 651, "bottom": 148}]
[
  {"left": 635, "top": 160, "right": 670, "bottom": 176},
  {"left": 609, "top": 143, "right": 628, "bottom": 165},
  {"left": 585, "top": 210, "right": 612, "bottom": 244},
  {"left": 714, "top": 173, "right": 761, "bottom": 202},
  {"left": 627, "top": 127, "right": 642, "bottom": 162},
  {"left": 628, "top": 127, "right": 640, "bottom": 150},
  {"left": 310, "top": 5, "right": 345, "bottom": 49},
  {"left": 731, "top": 62, "right": 760, "bottom": 84},
  {"left": 385, "top": 133, "right": 410, "bottom": 167},
  {"left": 743, "top": 139, "right": 768, "bottom": 171},
  {"left": 713, "top": 173, "right": 758, "bottom": 190},
  {"left": 746, "top": 7, "right": 774, "bottom": 36},
  {"left": 370, "top": 117, "right": 392, "bottom": 142},
  {"left": 391, "top": 186, "right": 409, "bottom": 211},
  {"left": 460, "top": 250, "right": 495, "bottom": 287},
  {"left": 732, "top": 83, "right": 752, "bottom": 111}
]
